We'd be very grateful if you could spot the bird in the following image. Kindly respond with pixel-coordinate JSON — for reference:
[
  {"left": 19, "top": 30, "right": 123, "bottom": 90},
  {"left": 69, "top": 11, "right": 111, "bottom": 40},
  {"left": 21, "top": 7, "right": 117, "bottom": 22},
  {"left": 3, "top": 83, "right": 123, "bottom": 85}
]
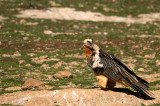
[{"left": 83, "top": 39, "right": 154, "bottom": 99}]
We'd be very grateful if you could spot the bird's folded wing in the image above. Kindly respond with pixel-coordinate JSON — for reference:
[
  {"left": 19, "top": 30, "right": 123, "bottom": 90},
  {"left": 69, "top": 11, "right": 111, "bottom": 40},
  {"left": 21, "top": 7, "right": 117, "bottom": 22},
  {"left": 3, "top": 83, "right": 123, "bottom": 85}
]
[{"left": 99, "top": 50, "right": 148, "bottom": 89}]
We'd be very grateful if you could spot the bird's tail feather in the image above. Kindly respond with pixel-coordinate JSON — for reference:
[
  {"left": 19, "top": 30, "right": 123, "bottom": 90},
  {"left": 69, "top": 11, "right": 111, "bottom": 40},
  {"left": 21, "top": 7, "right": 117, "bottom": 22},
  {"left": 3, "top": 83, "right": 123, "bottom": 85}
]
[
  {"left": 135, "top": 76, "right": 149, "bottom": 89},
  {"left": 136, "top": 76, "right": 149, "bottom": 85},
  {"left": 115, "top": 57, "right": 149, "bottom": 86},
  {"left": 129, "top": 82, "right": 154, "bottom": 100}
]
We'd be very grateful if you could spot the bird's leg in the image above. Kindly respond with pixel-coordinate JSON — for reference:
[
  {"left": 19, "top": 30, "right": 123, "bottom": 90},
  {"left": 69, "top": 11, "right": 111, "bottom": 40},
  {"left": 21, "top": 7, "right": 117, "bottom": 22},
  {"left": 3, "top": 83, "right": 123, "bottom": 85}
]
[
  {"left": 107, "top": 79, "right": 116, "bottom": 90},
  {"left": 96, "top": 75, "right": 108, "bottom": 89}
]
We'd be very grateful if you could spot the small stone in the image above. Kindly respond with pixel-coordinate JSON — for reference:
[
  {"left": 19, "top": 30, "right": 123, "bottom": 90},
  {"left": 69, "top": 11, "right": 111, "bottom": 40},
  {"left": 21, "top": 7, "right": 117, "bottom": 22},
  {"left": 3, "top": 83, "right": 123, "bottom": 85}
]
[
  {"left": 69, "top": 61, "right": 79, "bottom": 66},
  {"left": 20, "top": 19, "right": 26, "bottom": 24},
  {"left": 103, "top": 8, "right": 110, "bottom": 12},
  {"left": 53, "top": 61, "right": 65, "bottom": 69},
  {"left": 156, "top": 60, "right": 160, "bottom": 66},
  {"left": 73, "top": 25, "right": 79, "bottom": 29},
  {"left": 44, "top": 30, "right": 53, "bottom": 35},
  {"left": 127, "top": 63, "right": 135, "bottom": 70},
  {"left": 144, "top": 54, "right": 155, "bottom": 59},
  {"left": 50, "top": 1, "right": 60, "bottom": 6},
  {"left": 0, "top": 25, "right": 2, "bottom": 29},
  {"left": 2, "top": 54, "right": 11, "bottom": 57},
  {"left": 103, "top": 32, "right": 108, "bottom": 35},
  {"left": 0, "top": 69, "right": 4, "bottom": 72},
  {"left": 32, "top": 55, "right": 49, "bottom": 64},
  {"left": 27, "top": 53, "right": 36, "bottom": 56},
  {"left": 93, "top": 7, "right": 97, "bottom": 10},
  {"left": 112, "top": 0, "right": 117, "bottom": 2},
  {"left": 50, "top": 34, "right": 55, "bottom": 37},
  {"left": 138, "top": 68, "right": 144, "bottom": 71},
  {"left": 53, "top": 70, "right": 72, "bottom": 79},
  {"left": 120, "top": 50, "right": 124, "bottom": 55},
  {"left": 41, "top": 64, "right": 50, "bottom": 70},
  {"left": 60, "top": 82, "right": 76, "bottom": 88},
  {"left": 26, "top": 22, "right": 38, "bottom": 25},
  {"left": 22, "top": 79, "right": 45, "bottom": 90},
  {"left": 23, "top": 37, "right": 29, "bottom": 41},
  {"left": 19, "top": 60, "right": 25, "bottom": 64},
  {"left": 44, "top": 85, "right": 54, "bottom": 90},
  {"left": 26, "top": 64, "right": 32, "bottom": 67},
  {"left": 39, "top": 55, "right": 48, "bottom": 59},
  {"left": 34, "top": 37, "right": 41, "bottom": 42},
  {"left": 13, "top": 51, "right": 21, "bottom": 57},
  {"left": 68, "top": 82, "right": 76, "bottom": 87},
  {"left": 0, "top": 88, "right": 4, "bottom": 91},
  {"left": 64, "top": 66, "right": 70, "bottom": 70}
]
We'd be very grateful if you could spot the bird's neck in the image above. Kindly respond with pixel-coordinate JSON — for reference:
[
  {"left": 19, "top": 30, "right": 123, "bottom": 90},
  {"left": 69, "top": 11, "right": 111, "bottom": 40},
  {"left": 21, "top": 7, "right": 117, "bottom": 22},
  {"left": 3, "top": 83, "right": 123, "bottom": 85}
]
[
  {"left": 84, "top": 46, "right": 93, "bottom": 58},
  {"left": 84, "top": 44, "right": 100, "bottom": 58},
  {"left": 93, "top": 44, "right": 100, "bottom": 51}
]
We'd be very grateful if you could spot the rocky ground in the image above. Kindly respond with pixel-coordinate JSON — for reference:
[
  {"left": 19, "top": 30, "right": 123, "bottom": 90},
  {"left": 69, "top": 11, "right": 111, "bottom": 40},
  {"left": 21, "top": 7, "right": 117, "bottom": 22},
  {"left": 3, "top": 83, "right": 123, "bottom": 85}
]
[
  {"left": 0, "top": 88, "right": 160, "bottom": 106},
  {"left": 0, "top": 76, "right": 159, "bottom": 106}
]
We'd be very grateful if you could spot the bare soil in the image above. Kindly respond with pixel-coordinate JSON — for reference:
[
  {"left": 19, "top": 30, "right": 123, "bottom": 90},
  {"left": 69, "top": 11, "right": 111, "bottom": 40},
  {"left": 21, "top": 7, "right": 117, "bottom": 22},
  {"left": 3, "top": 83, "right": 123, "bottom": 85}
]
[
  {"left": 16, "top": 7, "right": 160, "bottom": 24},
  {"left": 0, "top": 16, "right": 8, "bottom": 22},
  {"left": 0, "top": 88, "right": 159, "bottom": 106}
]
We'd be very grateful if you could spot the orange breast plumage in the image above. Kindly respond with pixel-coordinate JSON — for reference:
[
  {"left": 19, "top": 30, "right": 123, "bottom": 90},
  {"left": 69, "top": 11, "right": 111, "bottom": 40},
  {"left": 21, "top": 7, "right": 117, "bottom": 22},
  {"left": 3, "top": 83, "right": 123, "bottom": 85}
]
[{"left": 84, "top": 47, "right": 93, "bottom": 58}]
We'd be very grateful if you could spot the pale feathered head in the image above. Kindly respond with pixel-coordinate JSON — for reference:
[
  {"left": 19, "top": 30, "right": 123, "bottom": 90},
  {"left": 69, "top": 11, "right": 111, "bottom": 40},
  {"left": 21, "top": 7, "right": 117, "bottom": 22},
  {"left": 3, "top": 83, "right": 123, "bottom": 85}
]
[
  {"left": 83, "top": 39, "right": 94, "bottom": 48},
  {"left": 83, "top": 39, "right": 100, "bottom": 51}
]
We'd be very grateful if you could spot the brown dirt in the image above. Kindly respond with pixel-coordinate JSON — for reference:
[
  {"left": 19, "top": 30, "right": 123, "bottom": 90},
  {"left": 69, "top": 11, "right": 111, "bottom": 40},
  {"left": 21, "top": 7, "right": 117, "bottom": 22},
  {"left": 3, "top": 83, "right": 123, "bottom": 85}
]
[
  {"left": 139, "top": 73, "right": 160, "bottom": 83},
  {"left": 32, "top": 55, "right": 49, "bottom": 64},
  {"left": 22, "top": 79, "right": 45, "bottom": 90},
  {"left": 5, "top": 87, "right": 21, "bottom": 91},
  {"left": 100, "top": 37, "right": 160, "bottom": 56},
  {"left": 65, "top": 53, "right": 86, "bottom": 59},
  {"left": 16, "top": 7, "right": 160, "bottom": 24},
  {"left": 53, "top": 70, "right": 72, "bottom": 79},
  {"left": 53, "top": 41, "right": 81, "bottom": 50},
  {"left": 0, "top": 88, "right": 159, "bottom": 106},
  {"left": 52, "top": 61, "right": 66, "bottom": 69},
  {"left": 0, "top": 41, "right": 51, "bottom": 51},
  {"left": 1, "top": 51, "right": 21, "bottom": 58},
  {"left": 19, "top": 19, "right": 38, "bottom": 25},
  {"left": 0, "top": 16, "right": 8, "bottom": 22},
  {"left": 0, "top": 40, "right": 81, "bottom": 51},
  {"left": 128, "top": 35, "right": 160, "bottom": 38}
]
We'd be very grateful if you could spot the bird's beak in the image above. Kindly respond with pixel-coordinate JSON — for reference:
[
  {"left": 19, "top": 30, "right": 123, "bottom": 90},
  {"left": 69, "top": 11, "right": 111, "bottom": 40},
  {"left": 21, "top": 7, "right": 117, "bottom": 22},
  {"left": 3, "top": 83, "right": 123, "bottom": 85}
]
[
  {"left": 83, "top": 44, "right": 93, "bottom": 49},
  {"left": 83, "top": 44, "right": 87, "bottom": 47}
]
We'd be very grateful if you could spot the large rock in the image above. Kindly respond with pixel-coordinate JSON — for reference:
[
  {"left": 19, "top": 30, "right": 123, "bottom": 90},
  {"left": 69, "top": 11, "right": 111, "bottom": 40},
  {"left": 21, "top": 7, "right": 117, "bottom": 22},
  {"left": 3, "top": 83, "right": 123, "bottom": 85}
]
[
  {"left": 0, "top": 89, "right": 160, "bottom": 106},
  {"left": 22, "top": 79, "right": 45, "bottom": 90},
  {"left": 53, "top": 70, "right": 72, "bottom": 79}
]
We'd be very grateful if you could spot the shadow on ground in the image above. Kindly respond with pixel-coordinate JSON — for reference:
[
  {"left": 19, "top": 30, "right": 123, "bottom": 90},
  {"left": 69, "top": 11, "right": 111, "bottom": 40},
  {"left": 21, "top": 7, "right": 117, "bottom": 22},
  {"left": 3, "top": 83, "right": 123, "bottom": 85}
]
[{"left": 111, "top": 88, "right": 155, "bottom": 100}]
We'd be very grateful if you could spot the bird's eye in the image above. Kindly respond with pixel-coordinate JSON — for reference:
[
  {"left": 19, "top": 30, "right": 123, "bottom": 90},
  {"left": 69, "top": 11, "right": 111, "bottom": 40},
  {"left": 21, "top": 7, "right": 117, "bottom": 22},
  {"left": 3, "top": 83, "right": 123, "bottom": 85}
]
[{"left": 87, "top": 41, "right": 92, "bottom": 45}]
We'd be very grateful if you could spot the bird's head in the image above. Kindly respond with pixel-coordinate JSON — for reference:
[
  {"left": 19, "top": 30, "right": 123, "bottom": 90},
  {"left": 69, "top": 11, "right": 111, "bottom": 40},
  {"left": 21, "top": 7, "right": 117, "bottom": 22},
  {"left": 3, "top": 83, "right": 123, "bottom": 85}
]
[
  {"left": 83, "top": 39, "right": 100, "bottom": 58},
  {"left": 83, "top": 39, "right": 94, "bottom": 48}
]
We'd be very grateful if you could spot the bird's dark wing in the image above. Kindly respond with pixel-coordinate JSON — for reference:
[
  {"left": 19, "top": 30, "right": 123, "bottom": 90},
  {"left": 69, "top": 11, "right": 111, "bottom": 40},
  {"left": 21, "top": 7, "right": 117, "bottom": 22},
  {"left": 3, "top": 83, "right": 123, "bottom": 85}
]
[{"left": 98, "top": 49, "right": 153, "bottom": 99}]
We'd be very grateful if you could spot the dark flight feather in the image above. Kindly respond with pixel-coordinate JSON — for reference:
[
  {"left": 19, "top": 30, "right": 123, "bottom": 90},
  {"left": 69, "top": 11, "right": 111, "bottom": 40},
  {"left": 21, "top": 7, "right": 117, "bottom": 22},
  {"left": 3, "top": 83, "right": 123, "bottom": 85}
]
[{"left": 88, "top": 49, "right": 154, "bottom": 99}]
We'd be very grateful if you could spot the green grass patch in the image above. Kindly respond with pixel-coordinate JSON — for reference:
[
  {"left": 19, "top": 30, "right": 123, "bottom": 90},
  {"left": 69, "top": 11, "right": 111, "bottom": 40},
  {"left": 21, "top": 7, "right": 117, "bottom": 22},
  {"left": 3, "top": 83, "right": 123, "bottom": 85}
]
[
  {"left": 0, "top": 0, "right": 160, "bottom": 96},
  {"left": 56, "top": 0, "right": 160, "bottom": 16},
  {"left": 149, "top": 80, "right": 160, "bottom": 86}
]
